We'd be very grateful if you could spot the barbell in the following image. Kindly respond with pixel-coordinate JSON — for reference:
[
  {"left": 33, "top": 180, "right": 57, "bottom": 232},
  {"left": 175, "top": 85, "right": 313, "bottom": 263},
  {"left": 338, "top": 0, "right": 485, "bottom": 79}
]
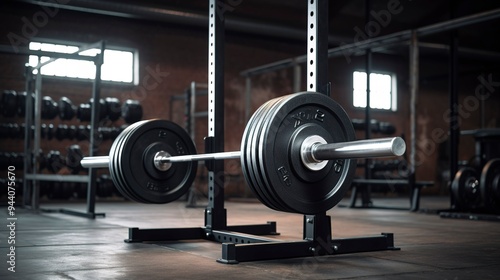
[{"left": 81, "top": 92, "right": 406, "bottom": 213}]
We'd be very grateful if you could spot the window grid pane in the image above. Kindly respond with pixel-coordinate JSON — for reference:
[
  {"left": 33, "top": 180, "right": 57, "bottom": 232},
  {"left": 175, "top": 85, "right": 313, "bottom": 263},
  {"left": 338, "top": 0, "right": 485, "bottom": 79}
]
[
  {"left": 353, "top": 71, "right": 394, "bottom": 110},
  {"left": 28, "top": 41, "right": 134, "bottom": 83}
]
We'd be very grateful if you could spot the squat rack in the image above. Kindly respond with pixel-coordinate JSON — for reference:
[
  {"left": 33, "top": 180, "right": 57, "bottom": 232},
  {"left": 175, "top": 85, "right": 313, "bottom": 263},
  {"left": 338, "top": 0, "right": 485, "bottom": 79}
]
[{"left": 126, "top": 0, "right": 397, "bottom": 264}]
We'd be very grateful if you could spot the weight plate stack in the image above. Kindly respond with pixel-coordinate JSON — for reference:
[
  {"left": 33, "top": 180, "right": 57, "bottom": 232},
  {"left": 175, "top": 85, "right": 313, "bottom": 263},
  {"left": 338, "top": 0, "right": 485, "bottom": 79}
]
[
  {"left": 109, "top": 119, "right": 198, "bottom": 203},
  {"left": 480, "top": 159, "right": 500, "bottom": 213},
  {"left": 451, "top": 167, "right": 481, "bottom": 211},
  {"left": 241, "top": 92, "right": 356, "bottom": 214}
]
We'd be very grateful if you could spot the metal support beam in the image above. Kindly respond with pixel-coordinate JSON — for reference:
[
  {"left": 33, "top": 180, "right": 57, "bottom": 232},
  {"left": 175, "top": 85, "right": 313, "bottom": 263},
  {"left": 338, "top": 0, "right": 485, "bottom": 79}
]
[
  {"left": 409, "top": 31, "right": 419, "bottom": 186},
  {"left": 205, "top": 0, "right": 226, "bottom": 230},
  {"left": 240, "top": 8, "right": 500, "bottom": 77},
  {"left": 307, "top": 0, "right": 329, "bottom": 95},
  {"left": 449, "top": 30, "right": 459, "bottom": 209}
]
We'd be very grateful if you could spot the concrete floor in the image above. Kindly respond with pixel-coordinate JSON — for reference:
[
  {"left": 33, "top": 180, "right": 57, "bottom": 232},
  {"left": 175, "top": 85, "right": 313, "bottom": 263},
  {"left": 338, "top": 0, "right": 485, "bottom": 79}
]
[{"left": 1, "top": 196, "right": 500, "bottom": 279}]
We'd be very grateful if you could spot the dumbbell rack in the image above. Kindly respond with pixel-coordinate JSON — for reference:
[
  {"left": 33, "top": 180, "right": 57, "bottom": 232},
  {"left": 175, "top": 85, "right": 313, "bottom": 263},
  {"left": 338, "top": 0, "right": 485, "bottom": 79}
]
[
  {"left": 125, "top": 0, "right": 398, "bottom": 263},
  {"left": 21, "top": 41, "right": 106, "bottom": 219}
]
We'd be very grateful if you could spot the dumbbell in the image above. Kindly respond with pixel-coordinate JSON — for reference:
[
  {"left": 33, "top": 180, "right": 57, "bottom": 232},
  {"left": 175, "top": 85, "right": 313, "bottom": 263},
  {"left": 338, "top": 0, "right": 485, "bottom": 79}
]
[
  {"left": 40, "top": 123, "right": 55, "bottom": 140},
  {"left": 1, "top": 90, "right": 18, "bottom": 118},
  {"left": 55, "top": 124, "right": 69, "bottom": 141},
  {"left": 105, "top": 97, "right": 121, "bottom": 121},
  {"left": 99, "top": 127, "right": 121, "bottom": 140},
  {"left": 75, "top": 125, "right": 103, "bottom": 142},
  {"left": 46, "top": 150, "right": 64, "bottom": 173},
  {"left": 379, "top": 122, "right": 396, "bottom": 135},
  {"left": 58, "top": 97, "right": 77, "bottom": 120},
  {"left": 68, "top": 125, "right": 77, "bottom": 140},
  {"left": 0, "top": 152, "right": 23, "bottom": 169},
  {"left": 66, "top": 145, "right": 84, "bottom": 174},
  {"left": 122, "top": 99, "right": 143, "bottom": 124},
  {"left": 76, "top": 98, "right": 108, "bottom": 122},
  {"left": 5, "top": 123, "right": 22, "bottom": 139},
  {"left": 41, "top": 96, "right": 59, "bottom": 120},
  {"left": 88, "top": 98, "right": 108, "bottom": 121},
  {"left": 16, "top": 91, "right": 34, "bottom": 117},
  {"left": 99, "top": 127, "right": 111, "bottom": 140},
  {"left": 77, "top": 103, "right": 91, "bottom": 122}
]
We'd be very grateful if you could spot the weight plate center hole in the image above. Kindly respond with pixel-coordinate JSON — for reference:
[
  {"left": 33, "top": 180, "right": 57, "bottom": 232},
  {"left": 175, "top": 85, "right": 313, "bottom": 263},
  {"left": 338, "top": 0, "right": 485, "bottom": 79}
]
[
  {"left": 301, "top": 135, "right": 328, "bottom": 171},
  {"left": 154, "top": 151, "right": 172, "bottom": 171}
]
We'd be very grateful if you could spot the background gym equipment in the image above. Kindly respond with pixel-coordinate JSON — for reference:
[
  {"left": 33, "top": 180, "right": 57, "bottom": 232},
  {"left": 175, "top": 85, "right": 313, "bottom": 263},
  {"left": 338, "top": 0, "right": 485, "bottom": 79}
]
[
  {"left": 451, "top": 168, "right": 481, "bottom": 210},
  {"left": 121, "top": 99, "right": 143, "bottom": 123},
  {"left": 104, "top": 97, "right": 121, "bottom": 121},
  {"left": 480, "top": 159, "right": 500, "bottom": 213},
  {"left": 1, "top": 90, "right": 18, "bottom": 118},
  {"left": 0, "top": 122, "right": 123, "bottom": 142},
  {"left": 20, "top": 41, "right": 107, "bottom": 219},
  {"left": 77, "top": 103, "right": 92, "bottom": 122},
  {"left": 351, "top": 118, "right": 396, "bottom": 135},
  {"left": 439, "top": 129, "right": 500, "bottom": 218},
  {"left": 41, "top": 96, "right": 59, "bottom": 120},
  {"left": 58, "top": 96, "right": 77, "bottom": 120}
]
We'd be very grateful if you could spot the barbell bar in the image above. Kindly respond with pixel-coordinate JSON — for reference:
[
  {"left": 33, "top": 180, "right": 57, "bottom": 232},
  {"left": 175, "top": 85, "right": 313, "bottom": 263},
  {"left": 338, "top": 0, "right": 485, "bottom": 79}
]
[
  {"left": 79, "top": 92, "right": 407, "bottom": 213},
  {"left": 81, "top": 137, "right": 404, "bottom": 169}
]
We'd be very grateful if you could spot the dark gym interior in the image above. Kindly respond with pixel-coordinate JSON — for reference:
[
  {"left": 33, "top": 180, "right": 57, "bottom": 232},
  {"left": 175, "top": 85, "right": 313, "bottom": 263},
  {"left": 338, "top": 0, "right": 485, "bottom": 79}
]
[{"left": 1, "top": 0, "right": 499, "bottom": 279}]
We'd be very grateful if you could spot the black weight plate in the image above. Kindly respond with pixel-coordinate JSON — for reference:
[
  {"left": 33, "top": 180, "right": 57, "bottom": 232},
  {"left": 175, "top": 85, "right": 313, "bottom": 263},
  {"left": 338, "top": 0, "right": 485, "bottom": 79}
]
[
  {"left": 109, "top": 121, "right": 141, "bottom": 201},
  {"left": 113, "top": 123, "right": 147, "bottom": 202},
  {"left": 243, "top": 97, "right": 283, "bottom": 211},
  {"left": 239, "top": 101, "right": 263, "bottom": 204},
  {"left": 117, "top": 119, "right": 197, "bottom": 204},
  {"left": 246, "top": 98, "right": 282, "bottom": 209},
  {"left": 480, "top": 159, "right": 500, "bottom": 212},
  {"left": 110, "top": 121, "right": 148, "bottom": 203},
  {"left": 252, "top": 97, "right": 293, "bottom": 211},
  {"left": 119, "top": 120, "right": 195, "bottom": 203},
  {"left": 253, "top": 96, "right": 295, "bottom": 212},
  {"left": 259, "top": 92, "right": 356, "bottom": 214},
  {"left": 116, "top": 121, "right": 155, "bottom": 203},
  {"left": 451, "top": 167, "right": 480, "bottom": 210},
  {"left": 258, "top": 95, "right": 316, "bottom": 212}
]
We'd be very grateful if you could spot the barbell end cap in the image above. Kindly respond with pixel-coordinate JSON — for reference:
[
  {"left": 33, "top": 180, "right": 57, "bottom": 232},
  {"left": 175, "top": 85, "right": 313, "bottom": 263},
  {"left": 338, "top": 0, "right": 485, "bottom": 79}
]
[{"left": 392, "top": 137, "right": 406, "bottom": 156}]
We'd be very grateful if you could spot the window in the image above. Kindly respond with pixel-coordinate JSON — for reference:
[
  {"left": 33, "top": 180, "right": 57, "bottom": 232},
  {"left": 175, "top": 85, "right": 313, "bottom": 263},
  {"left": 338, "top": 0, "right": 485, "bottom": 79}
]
[
  {"left": 28, "top": 40, "right": 137, "bottom": 84},
  {"left": 353, "top": 71, "right": 396, "bottom": 111}
]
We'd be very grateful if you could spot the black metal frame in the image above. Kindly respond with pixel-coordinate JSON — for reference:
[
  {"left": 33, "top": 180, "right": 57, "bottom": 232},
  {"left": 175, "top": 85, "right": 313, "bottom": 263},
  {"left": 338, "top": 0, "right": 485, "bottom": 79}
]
[
  {"left": 347, "top": 179, "right": 434, "bottom": 212},
  {"left": 16, "top": 41, "right": 107, "bottom": 219},
  {"left": 124, "top": 0, "right": 398, "bottom": 264}
]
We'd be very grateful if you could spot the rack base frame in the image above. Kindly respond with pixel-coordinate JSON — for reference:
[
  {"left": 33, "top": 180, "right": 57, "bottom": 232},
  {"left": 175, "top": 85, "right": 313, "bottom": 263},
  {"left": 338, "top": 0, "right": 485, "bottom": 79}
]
[{"left": 125, "top": 211, "right": 398, "bottom": 264}]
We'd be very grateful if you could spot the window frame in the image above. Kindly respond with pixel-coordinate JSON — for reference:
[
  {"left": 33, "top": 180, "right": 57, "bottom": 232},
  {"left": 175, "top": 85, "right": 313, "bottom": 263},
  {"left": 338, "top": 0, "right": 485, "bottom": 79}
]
[
  {"left": 352, "top": 70, "right": 397, "bottom": 112},
  {"left": 28, "top": 38, "right": 139, "bottom": 86}
]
